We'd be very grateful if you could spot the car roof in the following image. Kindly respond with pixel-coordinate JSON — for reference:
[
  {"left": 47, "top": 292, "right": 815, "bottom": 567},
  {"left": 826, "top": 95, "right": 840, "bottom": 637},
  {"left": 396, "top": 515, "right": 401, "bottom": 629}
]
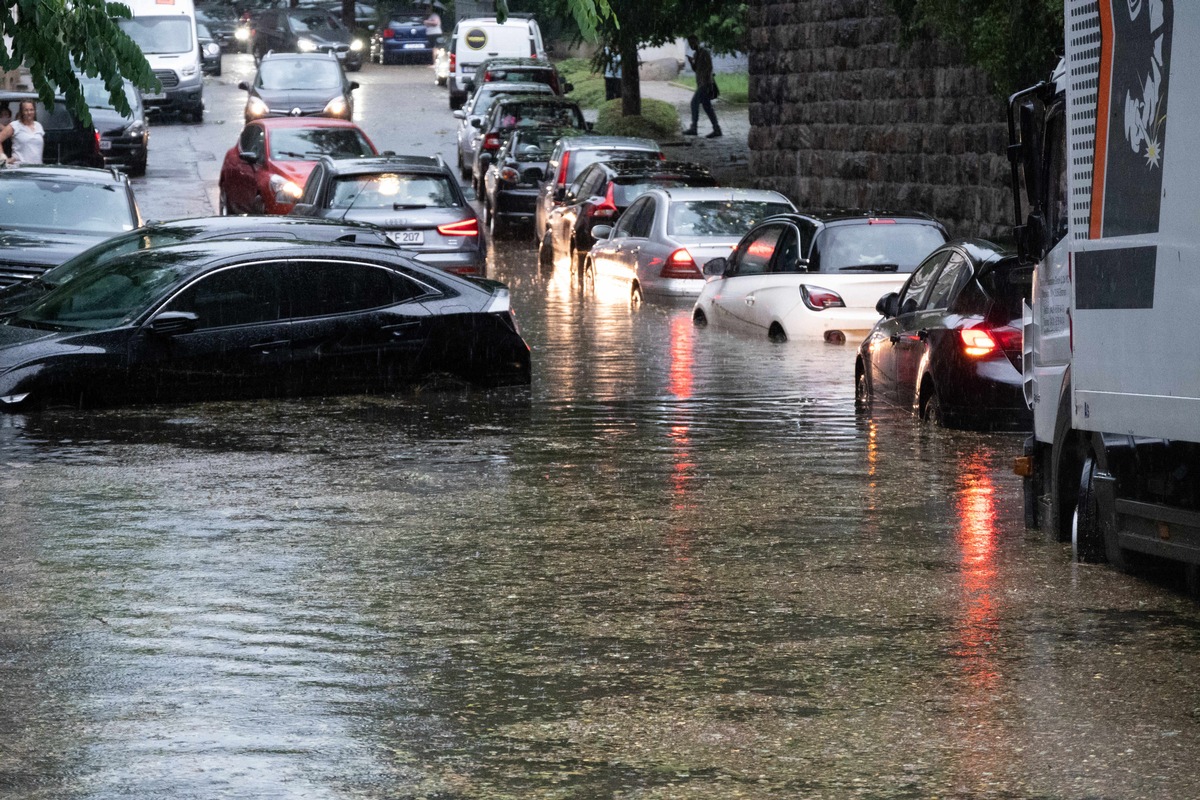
[
  {"left": 146, "top": 214, "right": 390, "bottom": 239},
  {"left": 773, "top": 209, "right": 944, "bottom": 226},
  {"left": 0, "top": 164, "right": 128, "bottom": 185},
  {"left": 559, "top": 135, "right": 660, "bottom": 152},
  {"left": 317, "top": 153, "right": 451, "bottom": 176},
  {"left": 456, "top": 16, "right": 538, "bottom": 28},
  {"left": 259, "top": 51, "right": 341, "bottom": 63},
  {"left": 253, "top": 116, "right": 363, "bottom": 131},
  {"left": 493, "top": 95, "right": 579, "bottom": 108},
  {"left": 652, "top": 187, "right": 794, "bottom": 204}
]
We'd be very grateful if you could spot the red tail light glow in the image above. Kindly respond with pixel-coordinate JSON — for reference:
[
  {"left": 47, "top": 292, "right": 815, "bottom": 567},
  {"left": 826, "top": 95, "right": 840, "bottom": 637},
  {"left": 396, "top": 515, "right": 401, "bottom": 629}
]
[
  {"left": 589, "top": 184, "right": 618, "bottom": 219},
  {"left": 960, "top": 325, "right": 1021, "bottom": 357},
  {"left": 660, "top": 248, "right": 701, "bottom": 279},
  {"left": 449, "top": 52, "right": 456, "bottom": 72},
  {"left": 799, "top": 284, "right": 845, "bottom": 311},
  {"left": 383, "top": 28, "right": 394, "bottom": 38},
  {"left": 437, "top": 218, "right": 479, "bottom": 237},
  {"left": 556, "top": 151, "right": 571, "bottom": 186},
  {"left": 93, "top": 130, "right": 101, "bottom": 155},
  {"left": 483, "top": 133, "right": 501, "bottom": 152}
]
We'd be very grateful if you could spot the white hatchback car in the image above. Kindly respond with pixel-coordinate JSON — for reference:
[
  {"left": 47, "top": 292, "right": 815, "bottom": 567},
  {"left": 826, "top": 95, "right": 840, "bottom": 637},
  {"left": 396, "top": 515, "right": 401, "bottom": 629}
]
[
  {"left": 693, "top": 211, "right": 949, "bottom": 343},
  {"left": 585, "top": 187, "right": 796, "bottom": 301}
]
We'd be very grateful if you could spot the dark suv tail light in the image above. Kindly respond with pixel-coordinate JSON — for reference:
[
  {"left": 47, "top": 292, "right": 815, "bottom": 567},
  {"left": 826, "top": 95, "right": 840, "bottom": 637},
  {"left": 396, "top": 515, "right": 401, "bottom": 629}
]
[
  {"left": 960, "top": 324, "right": 1021, "bottom": 357},
  {"left": 383, "top": 28, "right": 394, "bottom": 38},
  {"left": 660, "top": 248, "right": 701, "bottom": 279},
  {"left": 556, "top": 151, "right": 571, "bottom": 186},
  {"left": 588, "top": 183, "right": 618, "bottom": 219}
]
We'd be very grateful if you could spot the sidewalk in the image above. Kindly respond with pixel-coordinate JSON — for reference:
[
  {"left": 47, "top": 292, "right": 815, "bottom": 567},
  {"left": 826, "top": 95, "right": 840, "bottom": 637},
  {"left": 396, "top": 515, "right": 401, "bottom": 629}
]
[{"left": 639, "top": 79, "right": 751, "bottom": 186}]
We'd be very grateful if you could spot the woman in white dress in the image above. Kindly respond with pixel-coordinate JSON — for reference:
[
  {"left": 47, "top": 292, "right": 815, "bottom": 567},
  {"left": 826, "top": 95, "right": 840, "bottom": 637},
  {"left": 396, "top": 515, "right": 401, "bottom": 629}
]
[{"left": 0, "top": 100, "right": 45, "bottom": 166}]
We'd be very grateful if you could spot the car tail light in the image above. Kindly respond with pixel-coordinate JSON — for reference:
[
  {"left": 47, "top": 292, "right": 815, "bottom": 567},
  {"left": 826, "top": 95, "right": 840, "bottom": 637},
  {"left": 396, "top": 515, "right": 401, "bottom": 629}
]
[
  {"left": 588, "top": 184, "right": 618, "bottom": 219},
  {"left": 483, "top": 133, "right": 501, "bottom": 152},
  {"left": 556, "top": 151, "right": 570, "bottom": 186},
  {"left": 499, "top": 166, "right": 520, "bottom": 183},
  {"left": 530, "top": 41, "right": 536, "bottom": 57},
  {"left": 383, "top": 28, "right": 394, "bottom": 38},
  {"left": 799, "top": 284, "right": 845, "bottom": 311},
  {"left": 449, "top": 52, "right": 456, "bottom": 72},
  {"left": 657, "top": 151, "right": 666, "bottom": 160},
  {"left": 960, "top": 325, "right": 1021, "bottom": 357},
  {"left": 660, "top": 248, "right": 701, "bottom": 279},
  {"left": 438, "top": 218, "right": 479, "bottom": 237},
  {"left": 93, "top": 129, "right": 101, "bottom": 155}
]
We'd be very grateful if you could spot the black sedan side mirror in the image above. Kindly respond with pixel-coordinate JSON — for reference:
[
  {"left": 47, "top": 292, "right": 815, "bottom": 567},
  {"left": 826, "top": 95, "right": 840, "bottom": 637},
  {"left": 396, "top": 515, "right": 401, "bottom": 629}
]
[
  {"left": 591, "top": 224, "right": 613, "bottom": 240},
  {"left": 237, "top": 80, "right": 250, "bottom": 91},
  {"left": 703, "top": 257, "right": 728, "bottom": 277},
  {"left": 876, "top": 292, "right": 900, "bottom": 318},
  {"left": 147, "top": 311, "right": 198, "bottom": 336}
]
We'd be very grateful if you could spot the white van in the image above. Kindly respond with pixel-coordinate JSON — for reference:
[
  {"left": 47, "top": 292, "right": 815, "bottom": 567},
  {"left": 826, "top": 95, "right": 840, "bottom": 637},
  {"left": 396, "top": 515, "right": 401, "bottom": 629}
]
[
  {"left": 447, "top": 15, "right": 546, "bottom": 110},
  {"left": 117, "top": 0, "right": 204, "bottom": 121}
]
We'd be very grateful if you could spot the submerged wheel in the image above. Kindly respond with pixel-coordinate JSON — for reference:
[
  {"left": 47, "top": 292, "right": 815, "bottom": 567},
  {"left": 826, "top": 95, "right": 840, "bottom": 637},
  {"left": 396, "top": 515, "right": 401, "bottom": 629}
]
[
  {"left": 768, "top": 322, "right": 787, "bottom": 343},
  {"left": 1072, "top": 455, "right": 1106, "bottom": 563},
  {"left": 539, "top": 232, "right": 555, "bottom": 270},
  {"left": 631, "top": 281, "right": 643, "bottom": 306},
  {"left": 693, "top": 307, "right": 707, "bottom": 327},
  {"left": 921, "top": 389, "right": 943, "bottom": 426},
  {"left": 855, "top": 359, "right": 870, "bottom": 405}
]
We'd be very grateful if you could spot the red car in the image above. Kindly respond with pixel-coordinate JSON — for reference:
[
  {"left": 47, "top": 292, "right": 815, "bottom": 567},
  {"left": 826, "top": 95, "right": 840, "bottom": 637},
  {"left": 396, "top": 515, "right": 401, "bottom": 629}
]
[{"left": 218, "top": 117, "right": 378, "bottom": 216}]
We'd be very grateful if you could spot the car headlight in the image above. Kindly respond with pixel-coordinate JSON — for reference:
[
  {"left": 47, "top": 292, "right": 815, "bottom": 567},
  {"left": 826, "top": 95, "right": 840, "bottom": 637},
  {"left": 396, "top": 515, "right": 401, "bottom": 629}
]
[
  {"left": 204, "top": 42, "right": 221, "bottom": 57},
  {"left": 181, "top": 64, "right": 197, "bottom": 77},
  {"left": 125, "top": 120, "right": 146, "bottom": 136},
  {"left": 268, "top": 174, "right": 303, "bottom": 199},
  {"left": 350, "top": 38, "right": 364, "bottom": 51},
  {"left": 297, "top": 37, "right": 318, "bottom": 52},
  {"left": 246, "top": 96, "right": 270, "bottom": 118},
  {"left": 234, "top": 27, "right": 250, "bottom": 41},
  {"left": 323, "top": 95, "right": 349, "bottom": 118}
]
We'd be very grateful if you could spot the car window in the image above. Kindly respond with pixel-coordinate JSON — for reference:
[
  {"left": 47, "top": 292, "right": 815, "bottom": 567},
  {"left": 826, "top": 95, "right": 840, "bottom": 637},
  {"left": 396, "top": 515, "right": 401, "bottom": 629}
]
[
  {"left": 329, "top": 172, "right": 459, "bottom": 209},
  {"left": 730, "top": 224, "right": 784, "bottom": 276},
  {"left": 240, "top": 124, "right": 265, "bottom": 156},
  {"left": 0, "top": 176, "right": 135, "bottom": 233},
  {"left": 269, "top": 127, "right": 374, "bottom": 160},
  {"left": 811, "top": 222, "right": 946, "bottom": 274},
  {"left": 897, "top": 251, "right": 949, "bottom": 314},
  {"left": 257, "top": 58, "right": 343, "bottom": 90},
  {"left": 567, "top": 166, "right": 600, "bottom": 201},
  {"left": 566, "top": 149, "right": 658, "bottom": 183},
  {"left": 979, "top": 258, "right": 1033, "bottom": 318},
  {"left": 510, "top": 130, "right": 560, "bottom": 161},
  {"left": 611, "top": 176, "right": 716, "bottom": 206},
  {"left": 615, "top": 197, "right": 652, "bottom": 238},
  {"left": 299, "top": 164, "right": 325, "bottom": 205},
  {"left": 16, "top": 255, "right": 189, "bottom": 331},
  {"left": 924, "top": 252, "right": 971, "bottom": 310},
  {"left": 667, "top": 200, "right": 794, "bottom": 237},
  {"left": 768, "top": 226, "right": 802, "bottom": 273},
  {"left": 166, "top": 262, "right": 286, "bottom": 329},
  {"left": 288, "top": 261, "right": 405, "bottom": 317}
]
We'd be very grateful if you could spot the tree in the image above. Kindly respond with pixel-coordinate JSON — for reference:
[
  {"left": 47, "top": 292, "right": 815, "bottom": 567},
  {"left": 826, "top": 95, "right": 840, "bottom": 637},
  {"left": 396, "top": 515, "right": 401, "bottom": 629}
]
[{"left": 0, "top": 0, "right": 159, "bottom": 124}]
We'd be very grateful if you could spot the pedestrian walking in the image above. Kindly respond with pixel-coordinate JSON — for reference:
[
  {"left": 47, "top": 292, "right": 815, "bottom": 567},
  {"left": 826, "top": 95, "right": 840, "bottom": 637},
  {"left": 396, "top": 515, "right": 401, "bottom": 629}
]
[
  {"left": 424, "top": 4, "right": 442, "bottom": 53},
  {"left": 603, "top": 47, "right": 622, "bottom": 101},
  {"left": 682, "top": 35, "right": 721, "bottom": 138}
]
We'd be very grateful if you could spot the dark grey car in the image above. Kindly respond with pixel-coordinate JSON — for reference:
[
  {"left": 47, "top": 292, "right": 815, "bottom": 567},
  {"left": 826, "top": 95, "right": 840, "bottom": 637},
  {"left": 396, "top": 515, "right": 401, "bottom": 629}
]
[
  {"left": 251, "top": 7, "right": 364, "bottom": 71},
  {"left": 238, "top": 52, "right": 359, "bottom": 122},
  {"left": 78, "top": 74, "right": 149, "bottom": 176},
  {"left": 290, "top": 154, "right": 488, "bottom": 277}
]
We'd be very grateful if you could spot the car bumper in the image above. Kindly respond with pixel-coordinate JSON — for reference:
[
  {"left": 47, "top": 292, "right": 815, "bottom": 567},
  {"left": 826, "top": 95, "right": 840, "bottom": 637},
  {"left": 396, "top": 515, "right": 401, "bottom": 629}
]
[
  {"left": 143, "top": 83, "right": 203, "bottom": 114},
  {"left": 780, "top": 307, "right": 882, "bottom": 342},
  {"left": 411, "top": 248, "right": 487, "bottom": 276},
  {"left": 641, "top": 276, "right": 706, "bottom": 297},
  {"left": 99, "top": 134, "right": 148, "bottom": 171},
  {"left": 495, "top": 188, "right": 538, "bottom": 218},
  {"left": 382, "top": 41, "right": 434, "bottom": 59},
  {"left": 934, "top": 356, "right": 1031, "bottom": 430}
]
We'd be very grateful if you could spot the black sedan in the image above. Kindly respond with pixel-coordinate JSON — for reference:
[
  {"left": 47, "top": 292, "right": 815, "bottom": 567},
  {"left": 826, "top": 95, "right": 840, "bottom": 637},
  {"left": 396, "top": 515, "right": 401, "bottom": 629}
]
[
  {"left": 481, "top": 126, "right": 566, "bottom": 239},
  {"left": 0, "top": 215, "right": 396, "bottom": 317},
  {"left": 239, "top": 52, "right": 359, "bottom": 122},
  {"left": 854, "top": 239, "right": 1032, "bottom": 430},
  {"left": 0, "top": 240, "right": 530, "bottom": 411},
  {"left": 79, "top": 74, "right": 149, "bottom": 176}
]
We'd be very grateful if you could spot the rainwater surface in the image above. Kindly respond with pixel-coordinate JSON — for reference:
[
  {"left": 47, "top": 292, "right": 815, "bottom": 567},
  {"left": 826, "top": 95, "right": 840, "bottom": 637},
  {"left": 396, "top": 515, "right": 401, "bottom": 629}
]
[{"left": 3, "top": 245, "right": 1200, "bottom": 800}]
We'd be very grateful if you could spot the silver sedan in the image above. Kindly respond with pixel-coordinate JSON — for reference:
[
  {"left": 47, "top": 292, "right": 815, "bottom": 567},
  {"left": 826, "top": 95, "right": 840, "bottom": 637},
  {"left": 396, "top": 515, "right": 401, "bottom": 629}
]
[
  {"left": 452, "top": 82, "right": 554, "bottom": 179},
  {"left": 585, "top": 187, "right": 796, "bottom": 301}
]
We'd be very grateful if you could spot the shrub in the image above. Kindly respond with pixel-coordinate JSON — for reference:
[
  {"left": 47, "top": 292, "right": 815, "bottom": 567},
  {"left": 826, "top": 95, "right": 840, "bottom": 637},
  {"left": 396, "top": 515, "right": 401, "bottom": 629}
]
[{"left": 594, "top": 98, "right": 679, "bottom": 139}]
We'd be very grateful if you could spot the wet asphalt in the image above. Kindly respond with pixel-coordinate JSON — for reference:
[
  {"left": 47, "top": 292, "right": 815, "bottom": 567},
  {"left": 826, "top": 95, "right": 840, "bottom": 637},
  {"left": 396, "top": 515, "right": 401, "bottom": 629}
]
[{"left": 2, "top": 57, "right": 1200, "bottom": 800}]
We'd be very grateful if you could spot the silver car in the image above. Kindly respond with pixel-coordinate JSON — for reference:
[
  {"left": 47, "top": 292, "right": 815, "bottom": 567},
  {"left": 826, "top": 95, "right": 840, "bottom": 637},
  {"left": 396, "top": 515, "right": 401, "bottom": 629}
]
[
  {"left": 453, "top": 81, "right": 554, "bottom": 179},
  {"left": 586, "top": 187, "right": 796, "bottom": 301}
]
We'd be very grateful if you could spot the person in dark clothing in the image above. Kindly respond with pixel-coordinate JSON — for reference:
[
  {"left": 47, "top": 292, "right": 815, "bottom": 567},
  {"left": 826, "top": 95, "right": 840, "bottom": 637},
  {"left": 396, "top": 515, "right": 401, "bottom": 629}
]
[{"left": 683, "top": 35, "right": 721, "bottom": 138}]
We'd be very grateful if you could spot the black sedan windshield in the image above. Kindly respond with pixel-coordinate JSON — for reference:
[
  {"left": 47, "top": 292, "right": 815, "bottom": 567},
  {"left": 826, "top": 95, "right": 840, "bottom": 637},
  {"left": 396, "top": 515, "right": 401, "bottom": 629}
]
[{"left": 14, "top": 258, "right": 189, "bottom": 331}]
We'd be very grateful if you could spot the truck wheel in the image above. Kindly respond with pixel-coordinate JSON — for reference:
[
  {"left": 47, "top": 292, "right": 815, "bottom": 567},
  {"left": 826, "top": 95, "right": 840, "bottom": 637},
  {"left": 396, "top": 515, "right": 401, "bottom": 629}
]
[{"left": 1072, "top": 455, "right": 1106, "bottom": 562}]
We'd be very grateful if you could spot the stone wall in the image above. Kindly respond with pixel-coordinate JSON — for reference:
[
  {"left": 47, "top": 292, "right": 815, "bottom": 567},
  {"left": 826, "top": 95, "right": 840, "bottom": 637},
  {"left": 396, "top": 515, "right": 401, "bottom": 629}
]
[{"left": 749, "top": 0, "right": 1012, "bottom": 239}]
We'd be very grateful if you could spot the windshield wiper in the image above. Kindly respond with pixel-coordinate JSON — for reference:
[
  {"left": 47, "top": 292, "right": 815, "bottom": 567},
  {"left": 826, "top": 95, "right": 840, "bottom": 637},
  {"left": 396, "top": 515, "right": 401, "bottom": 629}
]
[
  {"left": 838, "top": 263, "right": 899, "bottom": 272},
  {"left": 8, "top": 317, "right": 65, "bottom": 331}
]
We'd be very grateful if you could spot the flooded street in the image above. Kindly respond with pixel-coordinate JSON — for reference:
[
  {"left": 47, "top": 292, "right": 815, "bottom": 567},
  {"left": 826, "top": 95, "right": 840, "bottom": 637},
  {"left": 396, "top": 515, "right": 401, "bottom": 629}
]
[{"left": 4, "top": 61, "right": 1200, "bottom": 800}]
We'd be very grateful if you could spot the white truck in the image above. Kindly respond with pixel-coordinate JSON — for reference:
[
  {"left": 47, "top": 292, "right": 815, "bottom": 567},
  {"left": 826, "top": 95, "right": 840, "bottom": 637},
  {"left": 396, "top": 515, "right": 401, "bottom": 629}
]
[
  {"left": 1010, "top": 0, "right": 1198, "bottom": 571},
  {"left": 116, "top": 0, "right": 204, "bottom": 121}
]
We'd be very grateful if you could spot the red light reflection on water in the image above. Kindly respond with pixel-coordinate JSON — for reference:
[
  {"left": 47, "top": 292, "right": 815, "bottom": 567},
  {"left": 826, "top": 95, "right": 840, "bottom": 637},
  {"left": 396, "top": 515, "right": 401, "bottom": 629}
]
[
  {"left": 953, "top": 451, "right": 1001, "bottom": 689},
  {"left": 666, "top": 314, "right": 696, "bottom": 551}
]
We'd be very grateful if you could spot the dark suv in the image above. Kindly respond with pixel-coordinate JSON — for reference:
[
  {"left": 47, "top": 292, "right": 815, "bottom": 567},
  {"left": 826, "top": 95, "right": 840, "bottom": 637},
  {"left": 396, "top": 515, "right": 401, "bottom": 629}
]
[
  {"left": 290, "top": 153, "right": 487, "bottom": 276},
  {"left": 469, "top": 57, "right": 571, "bottom": 95},
  {"left": 541, "top": 159, "right": 716, "bottom": 271},
  {"left": 238, "top": 52, "right": 359, "bottom": 121},
  {"left": 251, "top": 7, "right": 364, "bottom": 71},
  {"left": 471, "top": 95, "right": 587, "bottom": 194}
]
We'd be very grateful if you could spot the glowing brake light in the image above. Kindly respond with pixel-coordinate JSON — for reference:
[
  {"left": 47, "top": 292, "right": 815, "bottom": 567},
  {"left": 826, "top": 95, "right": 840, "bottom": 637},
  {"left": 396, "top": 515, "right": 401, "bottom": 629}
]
[
  {"left": 438, "top": 218, "right": 479, "bottom": 237},
  {"left": 382, "top": 28, "right": 394, "bottom": 38},
  {"left": 556, "top": 151, "right": 571, "bottom": 186},
  {"left": 483, "top": 133, "right": 501, "bottom": 152},
  {"left": 799, "top": 284, "right": 845, "bottom": 311},
  {"left": 93, "top": 129, "right": 102, "bottom": 155},
  {"left": 589, "top": 184, "right": 618, "bottom": 218},
  {"left": 660, "top": 248, "right": 701, "bottom": 279},
  {"left": 499, "top": 166, "right": 520, "bottom": 183},
  {"left": 960, "top": 325, "right": 1020, "bottom": 357}
]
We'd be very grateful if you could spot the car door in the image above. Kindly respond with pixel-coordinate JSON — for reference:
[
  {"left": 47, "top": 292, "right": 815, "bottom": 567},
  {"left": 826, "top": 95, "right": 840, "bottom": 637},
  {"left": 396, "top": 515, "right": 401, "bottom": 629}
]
[
  {"left": 709, "top": 223, "right": 790, "bottom": 333},
  {"left": 875, "top": 249, "right": 949, "bottom": 404},
  {"left": 552, "top": 166, "right": 597, "bottom": 257},
  {"left": 592, "top": 195, "right": 650, "bottom": 284},
  {"left": 227, "top": 124, "right": 265, "bottom": 214},
  {"left": 284, "top": 259, "right": 439, "bottom": 392},
  {"left": 139, "top": 260, "right": 291, "bottom": 401},
  {"left": 899, "top": 250, "right": 972, "bottom": 405}
]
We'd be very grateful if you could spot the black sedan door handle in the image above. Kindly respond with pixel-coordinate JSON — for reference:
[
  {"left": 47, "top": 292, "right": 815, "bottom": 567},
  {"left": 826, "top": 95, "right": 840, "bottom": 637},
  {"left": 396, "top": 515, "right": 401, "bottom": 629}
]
[{"left": 252, "top": 339, "right": 289, "bottom": 355}]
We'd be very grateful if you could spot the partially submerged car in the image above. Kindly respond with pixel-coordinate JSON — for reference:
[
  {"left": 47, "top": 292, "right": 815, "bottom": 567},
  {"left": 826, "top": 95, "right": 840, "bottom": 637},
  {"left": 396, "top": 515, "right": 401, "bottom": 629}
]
[{"left": 0, "top": 239, "right": 531, "bottom": 411}]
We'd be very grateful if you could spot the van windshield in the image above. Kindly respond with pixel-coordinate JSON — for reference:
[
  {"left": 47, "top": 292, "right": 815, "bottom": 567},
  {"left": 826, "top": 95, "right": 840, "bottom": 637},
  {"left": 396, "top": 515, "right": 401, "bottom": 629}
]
[{"left": 119, "top": 16, "right": 195, "bottom": 55}]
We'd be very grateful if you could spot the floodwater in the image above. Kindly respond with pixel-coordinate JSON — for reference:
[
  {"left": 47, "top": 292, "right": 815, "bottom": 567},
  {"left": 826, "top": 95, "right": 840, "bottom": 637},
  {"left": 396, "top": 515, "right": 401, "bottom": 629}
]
[{"left": 4, "top": 240, "right": 1200, "bottom": 800}]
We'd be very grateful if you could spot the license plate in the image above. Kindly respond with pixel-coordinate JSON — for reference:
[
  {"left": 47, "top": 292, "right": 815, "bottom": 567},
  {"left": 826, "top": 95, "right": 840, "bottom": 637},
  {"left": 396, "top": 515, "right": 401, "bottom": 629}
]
[
  {"left": 144, "top": 92, "right": 166, "bottom": 100},
  {"left": 402, "top": 42, "right": 424, "bottom": 49},
  {"left": 388, "top": 230, "right": 425, "bottom": 245},
  {"left": 98, "top": 140, "right": 112, "bottom": 151}
]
